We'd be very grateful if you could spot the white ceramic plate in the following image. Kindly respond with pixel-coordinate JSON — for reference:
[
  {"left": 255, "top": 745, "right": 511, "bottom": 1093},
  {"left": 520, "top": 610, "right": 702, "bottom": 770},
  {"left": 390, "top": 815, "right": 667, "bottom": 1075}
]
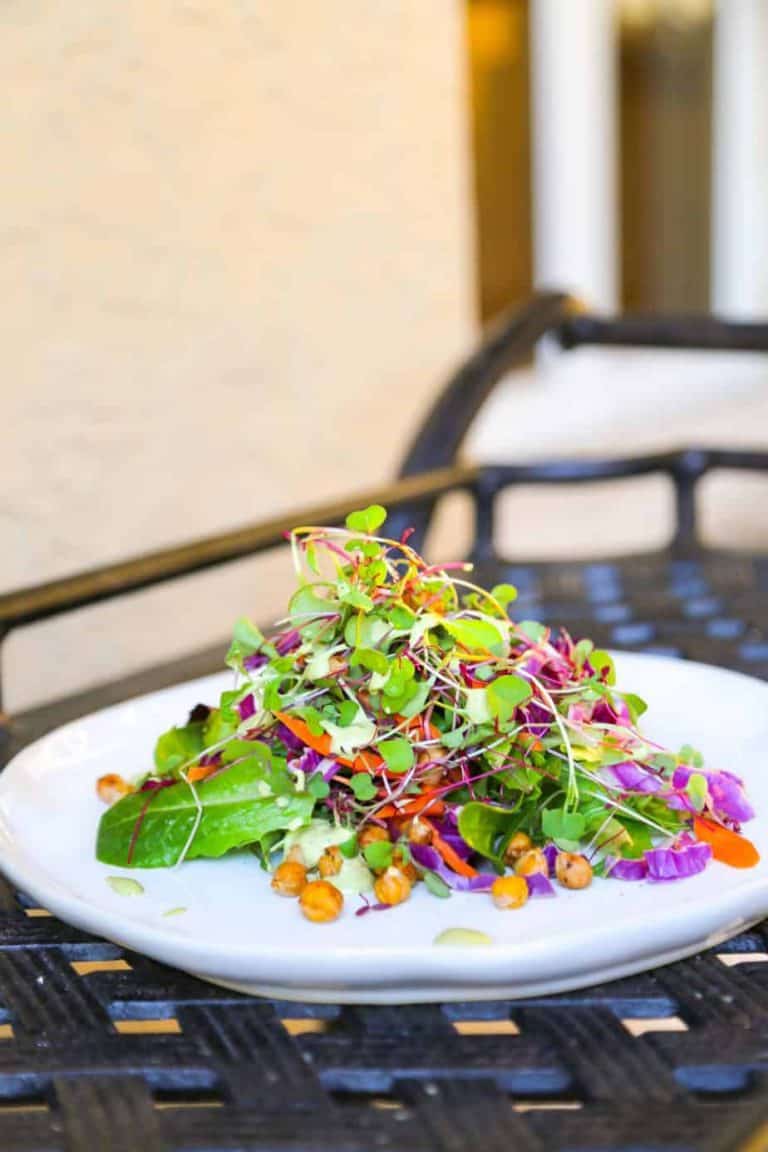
[{"left": 0, "top": 652, "right": 767, "bottom": 1003}]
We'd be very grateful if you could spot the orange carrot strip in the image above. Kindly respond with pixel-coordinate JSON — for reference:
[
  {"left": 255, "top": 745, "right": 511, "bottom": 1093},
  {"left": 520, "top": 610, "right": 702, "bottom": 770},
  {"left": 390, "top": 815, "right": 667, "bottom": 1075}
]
[
  {"left": 274, "top": 710, "right": 333, "bottom": 757},
  {"left": 694, "top": 816, "right": 760, "bottom": 868},
  {"left": 351, "top": 749, "right": 385, "bottom": 774},
  {"left": 376, "top": 794, "right": 446, "bottom": 819},
  {"left": 187, "top": 764, "right": 217, "bottom": 783},
  {"left": 423, "top": 819, "right": 478, "bottom": 878}
]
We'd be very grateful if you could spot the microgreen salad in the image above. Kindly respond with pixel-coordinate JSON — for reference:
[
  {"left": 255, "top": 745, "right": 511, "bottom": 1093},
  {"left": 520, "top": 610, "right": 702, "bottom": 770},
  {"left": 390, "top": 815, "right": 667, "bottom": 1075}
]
[{"left": 95, "top": 506, "right": 760, "bottom": 922}]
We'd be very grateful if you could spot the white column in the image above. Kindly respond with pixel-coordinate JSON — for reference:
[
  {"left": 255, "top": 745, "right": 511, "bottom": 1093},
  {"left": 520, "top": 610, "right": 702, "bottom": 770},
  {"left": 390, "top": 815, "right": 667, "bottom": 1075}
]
[
  {"left": 530, "top": 0, "right": 618, "bottom": 311},
  {"left": 712, "top": 0, "right": 768, "bottom": 317}
]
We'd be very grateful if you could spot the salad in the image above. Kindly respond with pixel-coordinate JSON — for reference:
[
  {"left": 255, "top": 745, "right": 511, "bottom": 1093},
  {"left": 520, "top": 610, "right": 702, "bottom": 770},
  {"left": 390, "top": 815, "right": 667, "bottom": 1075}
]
[{"left": 96, "top": 505, "right": 759, "bottom": 923}]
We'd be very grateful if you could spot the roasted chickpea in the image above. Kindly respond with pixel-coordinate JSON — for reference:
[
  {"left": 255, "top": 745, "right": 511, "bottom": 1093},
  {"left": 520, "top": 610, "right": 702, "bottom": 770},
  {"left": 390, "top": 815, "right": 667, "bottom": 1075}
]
[
  {"left": 405, "top": 817, "right": 433, "bottom": 846},
  {"left": 317, "top": 845, "right": 343, "bottom": 878},
  {"left": 555, "top": 852, "right": 593, "bottom": 890},
  {"left": 514, "top": 848, "right": 549, "bottom": 878},
  {"left": 374, "top": 866, "right": 412, "bottom": 906},
  {"left": 271, "top": 860, "right": 308, "bottom": 897},
  {"left": 299, "top": 880, "right": 344, "bottom": 922},
  {"left": 392, "top": 847, "right": 419, "bottom": 884},
  {"left": 504, "top": 831, "right": 532, "bottom": 863},
  {"left": 358, "top": 824, "right": 390, "bottom": 850},
  {"left": 491, "top": 875, "right": 529, "bottom": 910},
  {"left": 96, "top": 774, "right": 132, "bottom": 805}
]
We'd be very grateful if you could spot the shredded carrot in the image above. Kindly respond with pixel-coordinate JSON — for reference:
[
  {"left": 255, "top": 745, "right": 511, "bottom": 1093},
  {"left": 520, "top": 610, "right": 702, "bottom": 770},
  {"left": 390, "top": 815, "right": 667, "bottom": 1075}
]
[
  {"left": 694, "top": 816, "right": 760, "bottom": 869},
  {"left": 351, "top": 749, "right": 385, "bottom": 774},
  {"left": 186, "top": 764, "right": 217, "bottom": 784},
  {"left": 405, "top": 716, "right": 442, "bottom": 743},
  {"left": 423, "top": 819, "right": 478, "bottom": 878},
  {"left": 274, "top": 711, "right": 333, "bottom": 757},
  {"left": 376, "top": 793, "right": 446, "bottom": 819}
]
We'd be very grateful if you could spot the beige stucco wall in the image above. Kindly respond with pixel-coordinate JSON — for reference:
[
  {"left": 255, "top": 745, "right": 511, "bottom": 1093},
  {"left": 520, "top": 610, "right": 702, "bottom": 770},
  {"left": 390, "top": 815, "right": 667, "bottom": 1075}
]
[{"left": 2, "top": 2, "right": 475, "bottom": 710}]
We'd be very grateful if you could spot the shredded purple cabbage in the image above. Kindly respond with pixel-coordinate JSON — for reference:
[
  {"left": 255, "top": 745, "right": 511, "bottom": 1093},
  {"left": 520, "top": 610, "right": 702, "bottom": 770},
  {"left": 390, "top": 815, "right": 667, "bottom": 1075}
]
[
  {"left": 236, "top": 693, "right": 256, "bottom": 722},
  {"left": 607, "top": 839, "right": 712, "bottom": 882},
  {"left": 606, "top": 761, "right": 663, "bottom": 794},
  {"left": 410, "top": 843, "right": 495, "bottom": 891},
  {"left": 275, "top": 722, "right": 305, "bottom": 754},
  {"left": 592, "top": 698, "right": 630, "bottom": 726},
  {"left": 275, "top": 629, "right": 301, "bottom": 656},
  {"left": 139, "top": 777, "right": 176, "bottom": 793},
  {"left": 605, "top": 856, "right": 647, "bottom": 881},
  {"left": 243, "top": 651, "right": 269, "bottom": 672},
  {"left": 672, "top": 764, "right": 754, "bottom": 825},
  {"left": 645, "top": 841, "right": 712, "bottom": 881},
  {"left": 518, "top": 701, "right": 551, "bottom": 738},
  {"left": 428, "top": 812, "right": 473, "bottom": 861},
  {"left": 525, "top": 872, "right": 556, "bottom": 898}
]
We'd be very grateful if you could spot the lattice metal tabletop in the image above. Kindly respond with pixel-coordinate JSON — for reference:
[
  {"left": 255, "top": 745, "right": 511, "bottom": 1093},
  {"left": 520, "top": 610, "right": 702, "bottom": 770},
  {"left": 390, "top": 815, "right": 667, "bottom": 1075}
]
[{"left": 3, "top": 295, "right": 768, "bottom": 1150}]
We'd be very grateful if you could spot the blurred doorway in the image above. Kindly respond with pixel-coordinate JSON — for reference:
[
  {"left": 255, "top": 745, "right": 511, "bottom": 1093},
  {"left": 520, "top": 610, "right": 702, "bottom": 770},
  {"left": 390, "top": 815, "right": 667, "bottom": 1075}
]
[{"left": 467, "top": 0, "right": 714, "bottom": 322}]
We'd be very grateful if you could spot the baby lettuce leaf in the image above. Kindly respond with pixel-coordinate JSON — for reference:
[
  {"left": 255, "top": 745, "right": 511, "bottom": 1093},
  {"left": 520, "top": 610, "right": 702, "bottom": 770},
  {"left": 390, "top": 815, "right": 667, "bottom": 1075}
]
[
  {"left": 154, "top": 722, "right": 206, "bottom": 774},
  {"left": 96, "top": 759, "right": 314, "bottom": 868},
  {"left": 457, "top": 801, "right": 518, "bottom": 862}
]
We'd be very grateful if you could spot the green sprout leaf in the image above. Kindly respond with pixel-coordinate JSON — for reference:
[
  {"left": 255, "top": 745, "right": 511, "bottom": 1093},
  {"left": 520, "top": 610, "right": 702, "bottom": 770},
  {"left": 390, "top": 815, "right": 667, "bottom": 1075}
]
[
  {"left": 339, "top": 834, "right": 359, "bottom": 859},
  {"left": 307, "top": 775, "right": 331, "bottom": 800},
  {"left": 423, "top": 870, "right": 452, "bottom": 898},
  {"left": 541, "top": 807, "right": 586, "bottom": 848},
  {"left": 516, "top": 620, "right": 547, "bottom": 643},
  {"left": 350, "top": 647, "right": 389, "bottom": 675},
  {"left": 350, "top": 775, "right": 377, "bottom": 802},
  {"left": 486, "top": 674, "right": 532, "bottom": 722},
  {"left": 679, "top": 744, "right": 705, "bottom": 769},
  {"left": 444, "top": 617, "right": 507, "bottom": 654},
  {"left": 378, "top": 736, "right": 415, "bottom": 775},
  {"left": 345, "top": 505, "right": 387, "bottom": 534},
  {"left": 491, "top": 583, "right": 518, "bottom": 610},
  {"left": 363, "top": 840, "right": 394, "bottom": 870},
  {"left": 338, "top": 580, "right": 374, "bottom": 612},
  {"left": 686, "top": 772, "right": 708, "bottom": 812},
  {"left": 590, "top": 650, "right": 616, "bottom": 685}
]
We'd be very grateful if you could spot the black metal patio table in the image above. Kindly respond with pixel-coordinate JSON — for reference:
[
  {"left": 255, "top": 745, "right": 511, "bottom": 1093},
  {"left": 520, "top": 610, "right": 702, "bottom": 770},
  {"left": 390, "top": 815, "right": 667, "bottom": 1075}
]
[{"left": 2, "top": 294, "right": 768, "bottom": 1151}]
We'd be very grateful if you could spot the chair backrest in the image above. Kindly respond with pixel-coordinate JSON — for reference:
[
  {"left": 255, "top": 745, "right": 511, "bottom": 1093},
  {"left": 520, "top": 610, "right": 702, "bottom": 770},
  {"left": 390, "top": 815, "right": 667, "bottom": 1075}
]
[{"left": 387, "top": 293, "right": 768, "bottom": 545}]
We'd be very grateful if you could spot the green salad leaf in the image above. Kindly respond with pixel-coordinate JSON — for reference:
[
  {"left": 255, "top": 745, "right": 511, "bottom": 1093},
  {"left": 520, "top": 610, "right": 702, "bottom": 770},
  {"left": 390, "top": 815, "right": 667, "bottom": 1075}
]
[{"left": 97, "top": 759, "right": 314, "bottom": 868}]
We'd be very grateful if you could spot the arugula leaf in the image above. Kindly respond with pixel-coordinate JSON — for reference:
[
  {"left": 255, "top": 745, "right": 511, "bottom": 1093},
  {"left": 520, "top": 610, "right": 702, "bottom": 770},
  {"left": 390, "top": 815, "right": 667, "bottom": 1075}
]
[
  {"left": 96, "top": 760, "right": 315, "bottom": 868},
  {"left": 221, "top": 739, "right": 271, "bottom": 765}
]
